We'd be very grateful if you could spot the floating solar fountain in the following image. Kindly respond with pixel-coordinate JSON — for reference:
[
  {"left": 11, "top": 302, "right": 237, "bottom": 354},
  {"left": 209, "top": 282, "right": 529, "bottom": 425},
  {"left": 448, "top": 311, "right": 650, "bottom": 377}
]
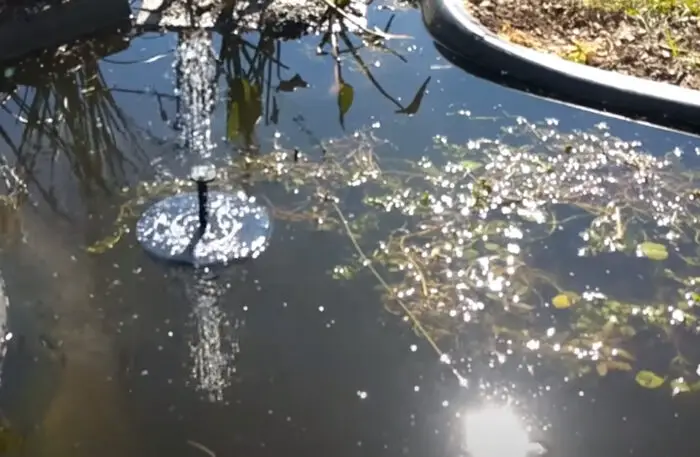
[
  {"left": 136, "top": 31, "right": 272, "bottom": 267},
  {"left": 136, "top": 164, "right": 272, "bottom": 267}
]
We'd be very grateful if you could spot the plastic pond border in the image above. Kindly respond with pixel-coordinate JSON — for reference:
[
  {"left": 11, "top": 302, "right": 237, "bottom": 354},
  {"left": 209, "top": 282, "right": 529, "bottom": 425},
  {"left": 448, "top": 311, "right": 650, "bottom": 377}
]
[{"left": 419, "top": 0, "right": 700, "bottom": 136}]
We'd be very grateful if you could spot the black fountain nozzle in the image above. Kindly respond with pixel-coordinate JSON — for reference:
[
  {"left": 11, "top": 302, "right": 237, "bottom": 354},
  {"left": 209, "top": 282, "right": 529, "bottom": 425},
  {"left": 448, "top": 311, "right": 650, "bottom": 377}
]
[{"left": 190, "top": 164, "right": 217, "bottom": 236}]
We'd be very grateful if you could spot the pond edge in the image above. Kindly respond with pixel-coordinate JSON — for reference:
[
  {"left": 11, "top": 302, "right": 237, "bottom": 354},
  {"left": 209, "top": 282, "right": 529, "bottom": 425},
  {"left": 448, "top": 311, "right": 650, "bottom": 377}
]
[{"left": 419, "top": 0, "right": 700, "bottom": 135}]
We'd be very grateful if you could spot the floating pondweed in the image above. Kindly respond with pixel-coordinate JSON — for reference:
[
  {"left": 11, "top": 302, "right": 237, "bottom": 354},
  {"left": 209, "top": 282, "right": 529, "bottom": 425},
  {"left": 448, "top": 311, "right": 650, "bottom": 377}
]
[{"left": 99, "top": 118, "right": 700, "bottom": 394}]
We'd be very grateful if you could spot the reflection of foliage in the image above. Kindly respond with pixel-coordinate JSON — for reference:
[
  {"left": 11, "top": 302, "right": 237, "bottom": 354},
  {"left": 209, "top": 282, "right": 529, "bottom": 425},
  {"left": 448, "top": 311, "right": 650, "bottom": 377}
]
[
  {"left": 316, "top": 8, "right": 431, "bottom": 127},
  {"left": 219, "top": 33, "right": 276, "bottom": 149},
  {"left": 217, "top": 3, "right": 430, "bottom": 142},
  {"left": 0, "top": 36, "right": 146, "bottom": 214}
]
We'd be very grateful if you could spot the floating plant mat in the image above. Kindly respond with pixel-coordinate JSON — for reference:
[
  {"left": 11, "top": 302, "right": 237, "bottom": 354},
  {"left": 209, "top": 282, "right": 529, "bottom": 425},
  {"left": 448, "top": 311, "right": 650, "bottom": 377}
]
[{"left": 90, "top": 120, "right": 700, "bottom": 394}]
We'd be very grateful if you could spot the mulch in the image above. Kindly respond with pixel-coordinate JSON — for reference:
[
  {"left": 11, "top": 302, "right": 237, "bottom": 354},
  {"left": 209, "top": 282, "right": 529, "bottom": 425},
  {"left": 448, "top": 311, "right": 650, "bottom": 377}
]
[{"left": 463, "top": 0, "right": 700, "bottom": 90}]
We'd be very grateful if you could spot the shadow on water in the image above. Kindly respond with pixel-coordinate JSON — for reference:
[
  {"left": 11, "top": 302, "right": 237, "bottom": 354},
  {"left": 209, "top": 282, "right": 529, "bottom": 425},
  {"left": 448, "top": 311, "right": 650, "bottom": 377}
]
[{"left": 0, "top": 2, "right": 699, "bottom": 457}]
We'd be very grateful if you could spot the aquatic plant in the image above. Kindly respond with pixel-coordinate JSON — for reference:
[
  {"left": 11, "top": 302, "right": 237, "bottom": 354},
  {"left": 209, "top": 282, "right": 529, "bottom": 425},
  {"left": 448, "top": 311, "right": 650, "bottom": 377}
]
[{"left": 87, "top": 114, "right": 700, "bottom": 396}]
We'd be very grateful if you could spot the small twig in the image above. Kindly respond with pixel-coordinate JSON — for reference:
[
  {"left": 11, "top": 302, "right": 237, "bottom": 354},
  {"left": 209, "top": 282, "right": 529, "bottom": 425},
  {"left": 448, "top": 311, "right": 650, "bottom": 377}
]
[
  {"left": 317, "top": 0, "right": 412, "bottom": 40},
  {"left": 187, "top": 440, "right": 217, "bottom": 457}
]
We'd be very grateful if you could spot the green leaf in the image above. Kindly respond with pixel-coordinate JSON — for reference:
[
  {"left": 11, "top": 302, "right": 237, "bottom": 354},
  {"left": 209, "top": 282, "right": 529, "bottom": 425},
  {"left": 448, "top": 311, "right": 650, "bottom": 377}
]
[
  {"left": 484, "top": 242, "right": 500, "bottom": 252},
  {"left": 637, "top": 242, "right": 668, "bottom": 261},
  {"left": 461, "top": 160, "right": 483, "bottom": 171},
  {"left": 635, "top": 370, "right": 666, "bottom": 389},
  {"left": 670, "top": 378, "right": 691, "bottom": 395},
  {"left": 552, "top": 292, "right": 579, "bottom": 309},
  {"left": 552, "top": 294, "right": 571, "bottom": 309}
]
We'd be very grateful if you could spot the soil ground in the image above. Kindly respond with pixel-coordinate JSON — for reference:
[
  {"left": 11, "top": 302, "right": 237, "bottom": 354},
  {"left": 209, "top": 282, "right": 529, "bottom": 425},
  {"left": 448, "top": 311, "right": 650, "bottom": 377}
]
[{"left": 463, "top": 0, "right": 700, "bottom": 90}]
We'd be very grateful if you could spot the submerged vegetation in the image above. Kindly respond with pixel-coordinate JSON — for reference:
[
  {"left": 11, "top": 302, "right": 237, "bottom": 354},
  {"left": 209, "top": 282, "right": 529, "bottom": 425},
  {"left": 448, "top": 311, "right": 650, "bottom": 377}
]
[{"left": 87, "top": 113, "right": 700, "bottom": 397}]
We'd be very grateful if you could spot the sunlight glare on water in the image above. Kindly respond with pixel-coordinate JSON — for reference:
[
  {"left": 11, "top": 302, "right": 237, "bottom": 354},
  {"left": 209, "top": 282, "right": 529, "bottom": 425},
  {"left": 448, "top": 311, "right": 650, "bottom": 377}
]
[{"left": 463, "top": 404, "right": 542, "bottom": 457}]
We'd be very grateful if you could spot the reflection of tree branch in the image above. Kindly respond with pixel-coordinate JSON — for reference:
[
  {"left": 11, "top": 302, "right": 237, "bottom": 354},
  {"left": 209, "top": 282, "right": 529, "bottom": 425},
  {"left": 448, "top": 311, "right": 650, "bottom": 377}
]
[
  {"left": 109, "top": 86, "right": 178, "bottom": 124},
  {"left": 335, "top": 29, "right": 431, "bottom": 116},
  {"left": 316, "top": 14, "right": 408, "bottom": 62},
  {"left": 337, "top": 31, "right": 404, "bottom": 110},
  {"left": 109, "top": 87, "right": 177, "bottom": 100},
  {"left": 331, "top": 21, "right": 342, "bottom": 123},
  {"left": 316, "top": 0, "right": 412, "bottom": 40}
]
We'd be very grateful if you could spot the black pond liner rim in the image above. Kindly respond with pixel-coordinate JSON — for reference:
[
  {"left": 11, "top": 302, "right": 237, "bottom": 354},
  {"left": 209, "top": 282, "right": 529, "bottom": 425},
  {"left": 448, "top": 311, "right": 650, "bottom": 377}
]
[{"left": 419, "top": 0, "right": 700, "bottom": 136}]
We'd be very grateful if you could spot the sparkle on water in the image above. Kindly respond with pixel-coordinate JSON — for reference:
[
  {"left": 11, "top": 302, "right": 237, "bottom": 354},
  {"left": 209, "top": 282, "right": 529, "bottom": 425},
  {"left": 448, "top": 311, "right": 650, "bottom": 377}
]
[{"left": 136, "top": 190, "right": 272, "bottom": 266}]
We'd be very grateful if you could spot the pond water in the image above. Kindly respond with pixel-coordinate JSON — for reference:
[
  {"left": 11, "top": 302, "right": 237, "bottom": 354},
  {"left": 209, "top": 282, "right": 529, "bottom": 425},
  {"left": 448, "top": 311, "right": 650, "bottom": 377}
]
[{"left": 1, "top": 3, "right": 700, "bottom": 457}]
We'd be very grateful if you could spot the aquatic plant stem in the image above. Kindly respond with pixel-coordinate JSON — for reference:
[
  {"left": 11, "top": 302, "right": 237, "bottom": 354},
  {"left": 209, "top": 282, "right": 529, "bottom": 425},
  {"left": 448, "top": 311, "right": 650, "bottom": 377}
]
[
  {"left": 187, "top": 440, "right": 217, "bottom": 457},
  {"left": 329, "top": 201, "right": 467, "bottom": 385}
]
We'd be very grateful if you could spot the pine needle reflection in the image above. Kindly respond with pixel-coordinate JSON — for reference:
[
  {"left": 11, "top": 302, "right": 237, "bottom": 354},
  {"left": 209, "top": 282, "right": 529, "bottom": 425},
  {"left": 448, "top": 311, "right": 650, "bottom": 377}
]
[{"left": 463, "top": 404, "right": 543, "bottom": 457}]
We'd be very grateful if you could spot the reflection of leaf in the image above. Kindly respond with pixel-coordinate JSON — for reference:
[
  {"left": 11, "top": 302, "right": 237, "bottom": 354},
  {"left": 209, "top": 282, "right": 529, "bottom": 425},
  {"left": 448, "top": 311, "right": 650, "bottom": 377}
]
[
  {"left": 337, "top": 82, "right": 354, "bottom": 129},
  {"left": 276, "top": 73, "right": 308, "bottom": 92},
  {"left": 637, "top": 241, "right": 668, "bottom": 261},
  {"left": 635, "top": 370, "right": 665, "bottom": 389},
  {"left": 226, "top": 77, "right": 262, "bottom": 144},
  {"left": 396, "top": 76, "right": 431, "bottom": 115}
]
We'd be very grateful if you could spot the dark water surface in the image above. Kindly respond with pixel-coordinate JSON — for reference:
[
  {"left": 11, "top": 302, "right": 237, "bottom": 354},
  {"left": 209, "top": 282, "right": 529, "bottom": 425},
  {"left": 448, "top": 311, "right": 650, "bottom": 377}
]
[{"left": 0, "top": 4, "right": 700, "bottom": 457}]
